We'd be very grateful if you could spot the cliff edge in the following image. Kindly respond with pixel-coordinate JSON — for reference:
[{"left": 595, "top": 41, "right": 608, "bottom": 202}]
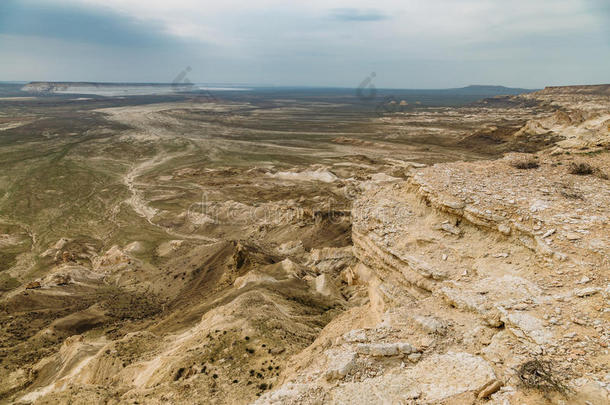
[{"left": 256, "top": 85, "right": 610, "bottom": 404}]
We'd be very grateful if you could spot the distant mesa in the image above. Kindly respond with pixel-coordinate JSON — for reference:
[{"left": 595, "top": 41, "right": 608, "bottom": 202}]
[
  {"left": 21, "top": 81, "right": 195, "bottom": 96},
  {"left": 446, "top": 85, "right": 537, "bottom": 96},
  {"left": 18, "top": 81, "right": 544, "bottom": 98},
  {"left": 538, "top": 84, "right": 610, "bottom": 96}
]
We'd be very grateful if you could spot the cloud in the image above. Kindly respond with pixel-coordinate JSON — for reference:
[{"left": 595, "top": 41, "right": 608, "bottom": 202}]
[
  {"left": 0, "top": 0, "right": 608, "bottom": 87},
  {"left": 585, "top": 0, "right": 610, "bottom": 37},
  {"left": 0, "top": 0, "right": 184, "bottom": 47},
  {"left": 330, "top": 8, "right": 388, "bottom": 22}
]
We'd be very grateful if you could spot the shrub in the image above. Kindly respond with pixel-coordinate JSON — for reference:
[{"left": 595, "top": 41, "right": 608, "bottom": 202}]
[
  {"left": 560, "top": 190, "right": 584, "bottom": 200},
  {"left": 517, "top": 359, "right": 570, "bottom": 394},
  {"left": 511, "top": 158, "right": 539, "bottom": 169},
  {"left": 568, "top": 162, "right": 593, "bottom": 175}
]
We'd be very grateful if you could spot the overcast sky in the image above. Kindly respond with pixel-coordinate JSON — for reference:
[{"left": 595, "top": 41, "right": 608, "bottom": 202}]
[{"left": 0, "top": 0, "right": 608, "bottom": 88}]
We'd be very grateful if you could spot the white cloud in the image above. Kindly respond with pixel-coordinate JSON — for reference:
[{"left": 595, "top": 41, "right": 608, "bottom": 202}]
[
  {"left": 2, "top": 0, "right": 608, "bottom": 86},
  {"left": 56, "top": 0, "right": 603, "bottom": 58}
]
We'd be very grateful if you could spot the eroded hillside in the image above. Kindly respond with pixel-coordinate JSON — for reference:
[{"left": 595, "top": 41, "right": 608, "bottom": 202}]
[{"left": 0, "top": 86, "right": 608, "bottom": 404}]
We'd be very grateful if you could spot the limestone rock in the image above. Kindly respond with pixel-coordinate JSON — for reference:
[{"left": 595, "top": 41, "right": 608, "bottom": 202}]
[
  {"left": 355, "top": 342, "right": 415, "bottom": 356},
  {"left": 499, "top": 308, "right": 553, "bottom": 345},
  {"left": 329, "top": 352, "right": 495, "bottom": 403},
  {"left": 324, "top": 350, "right": 357, "bottom": 381}
]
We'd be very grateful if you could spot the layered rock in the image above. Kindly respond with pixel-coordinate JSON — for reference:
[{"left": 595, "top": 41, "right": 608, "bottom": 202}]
[
  {"left": 3, "top": 84, "right": 609, "bottom": 404},
  {"left": 258, "top": 87, "right": 610, "bottom": 404}
]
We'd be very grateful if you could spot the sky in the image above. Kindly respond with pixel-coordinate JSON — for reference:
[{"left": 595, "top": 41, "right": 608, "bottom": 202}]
[{"left": 0, "top": 0, "right": 608, "bottom": 88}]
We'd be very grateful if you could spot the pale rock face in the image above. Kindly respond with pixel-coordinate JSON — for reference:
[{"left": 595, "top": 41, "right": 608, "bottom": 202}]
[
  {"left": 253, "top": 383, "right": 319, "bottom": 405},
  {"left": 329, "top": 374, "right": 423, "bottom": 404},
  {"left": 439, "top": 275, "right": 544, "bottom": 327},
  {"left": 92, "top": 245, "right": 133, "bottom": 273},
  {"left": 279, "top": 258, "right": 300, "bottom": 277},
  {"left": 407, "top": 352, "right": 421, "bottom": 363},
  {"left": 268, "top": 169, "right": 338, "bottom": 183},
  {"left": 355, "top": 342, "right": 415, "bottom": 356},
  {"left": 574, "top": 287, "right": 602, "bottom": 297},
  {"left": 603, "top": 284, "right": 610, "bottom": 300},
  {"left": 314, "top": 274, "right": 341, "bottom": 298},
  {"left": 125, "top": 241, "right": 144, "bottom": 253},
  {"left": 498, "top": 223, "right": 511, "bottom": 235},
  {"left": 407, "top": 352, "right": 496, "bottom": 401},
  {"left": 156, "top": 239, "right": 184, "bottom": 257},
  {"left": 499, "top": 309, "right": 554, "bottom": 345},
  {"left": 234, "top": 271, "right": 278, "bottom": 289},
  {"left": 530, "top": 199, "right": 549, "bottom": 212},
  {"left": 307, "top": 246, "right": 354, "bottom": 273},
  {"left": 277, "top": 240, "right": 305, "bottom": 255},
  {"left": 411, "top": 315, "right": 446, "bottom": 334},
  {"left": 309, "top": 246, "right": 353, "bottom": 262},
  {"left": 329, "top": 352, "right": 495, "bottom": 403},
  {"left": 369, "top": 172, "right": 401, "bottom": 183},
  {"left": 53, "top": 237, "right": 71, "bottom": 250},
  {"left": 324, "top": 350, "right": 358, "bottom": 381},
  {"left": 303, "top": 96, "right": 609, "bottom": 405},
  {"left": 342, "top": 329, "right": 367, "bottom": 343}
]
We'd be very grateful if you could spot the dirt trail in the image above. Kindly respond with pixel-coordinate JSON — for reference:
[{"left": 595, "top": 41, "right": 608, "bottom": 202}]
[
  {"left": 107, "top": 103, "right": 220, "bottom": 243},
  {"left": 123, "top": 152, "right": 218, "bottom": 243},
  {"left": 124, "top": 154, "right": 171, "bottom": 224}
]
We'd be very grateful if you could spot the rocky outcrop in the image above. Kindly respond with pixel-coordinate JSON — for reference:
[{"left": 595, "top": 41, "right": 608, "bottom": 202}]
[
  {"left": 3, "top": 84, "right": 609, "bottom": 405},
  {"left": 517, "top": 85, "right": 610, "bottom": 151},
  {"left": 258, "top": 87, "right": 610, "bottom": 404},
  {"left": 21, "top": 81, "right": 194, "bottom": 95}
]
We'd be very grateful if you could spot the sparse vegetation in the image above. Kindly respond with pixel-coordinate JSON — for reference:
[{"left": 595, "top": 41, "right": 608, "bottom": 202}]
[
  {"left": 568, "top": 161, "right": 608, "bottom": 179},
  {"left": 0, "top": 251, "right": 18, "bottom": 271},
  {"left": 98, "top": 286, "right": 163, "bottom": 320},
  {"left": 511, "top": 157, "right": 539, "bottom": 169},
  {"left": 568, "top": 162, "right": 593, "bottom": 175},
  {"left": 560, "top": 190, "right": 584, "bottom": 200},
  {"left": 0, "top": 274, "right": 20, "bottom": 292},
  {"left": 517, "top": 359, "right": 570, "bottom": 394}
]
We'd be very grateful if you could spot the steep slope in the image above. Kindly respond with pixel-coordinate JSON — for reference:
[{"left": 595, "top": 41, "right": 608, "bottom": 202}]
[
  {"left": 1, "top": 84, "right": 608, "bottom": 404},
  {"left": 257, "top": 86, "right": 610, "bottom": 404}
]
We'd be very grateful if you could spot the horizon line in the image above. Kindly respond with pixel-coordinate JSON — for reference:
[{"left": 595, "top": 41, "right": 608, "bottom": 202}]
[{"left": 3, "top": 80, "right": 549, "bottom": 91}]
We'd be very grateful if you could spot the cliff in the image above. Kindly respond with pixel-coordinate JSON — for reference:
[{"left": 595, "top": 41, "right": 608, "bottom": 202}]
[
  {"left": 256, "top": 86, "right": 610, "bottom": 404},
  {"left": 21, "top": 81, "right": 194, "bottom": 95}
]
